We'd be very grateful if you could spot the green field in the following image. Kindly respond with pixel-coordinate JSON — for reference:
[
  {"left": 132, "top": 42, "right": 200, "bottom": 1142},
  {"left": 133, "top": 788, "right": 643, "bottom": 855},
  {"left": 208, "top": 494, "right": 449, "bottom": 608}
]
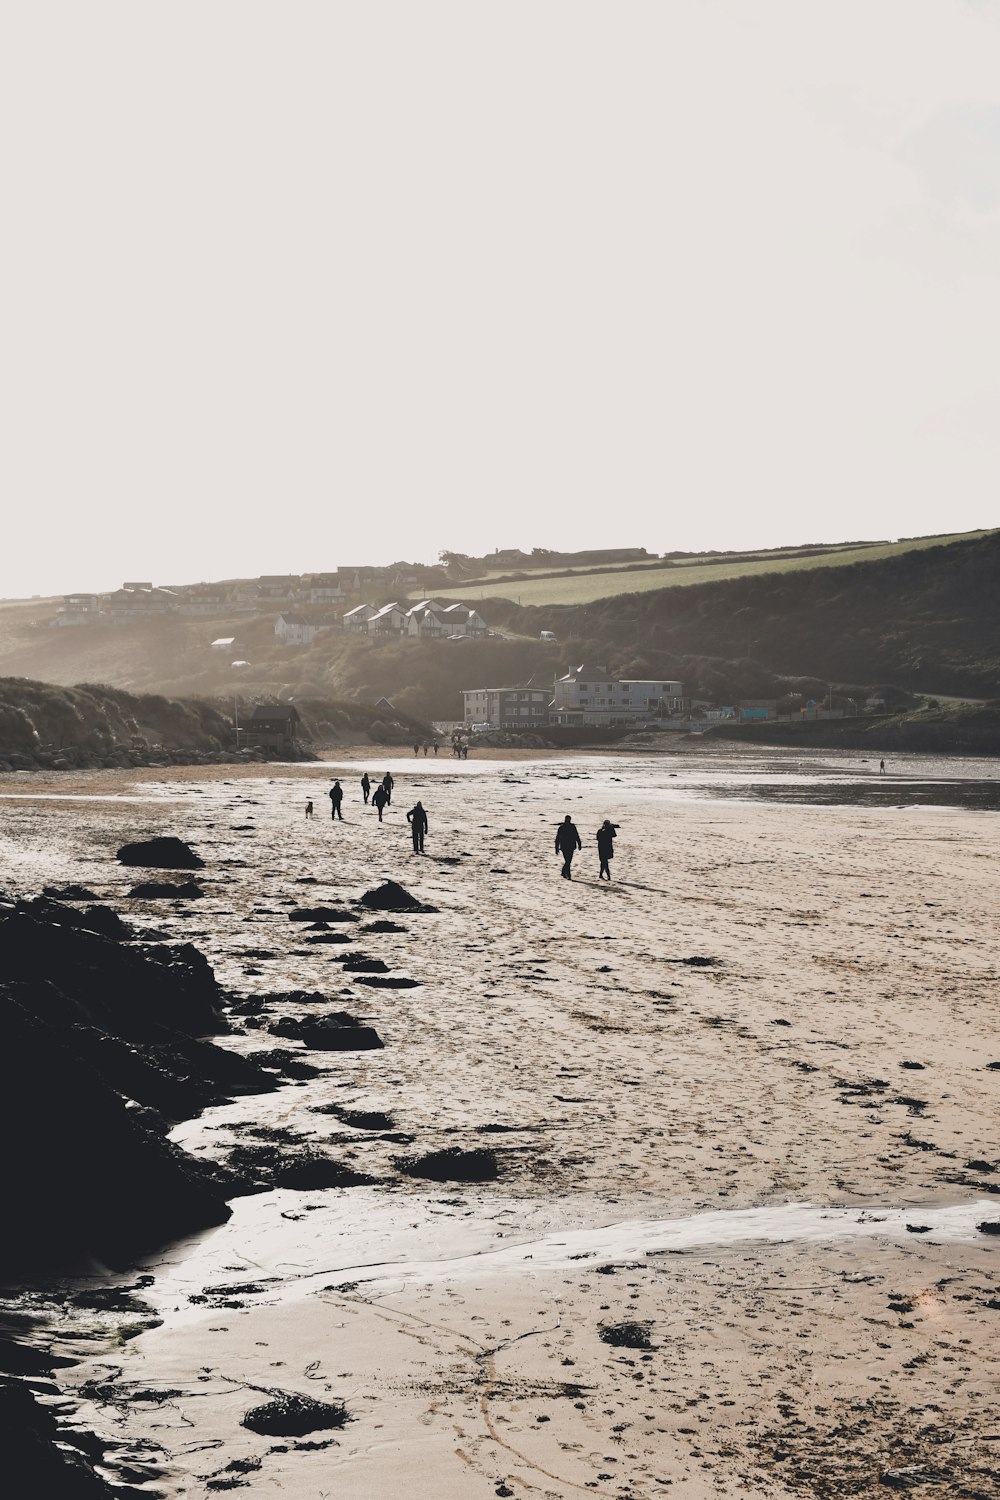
[{"left": 431, "top": 531, "right": 995, "bottom": 607}]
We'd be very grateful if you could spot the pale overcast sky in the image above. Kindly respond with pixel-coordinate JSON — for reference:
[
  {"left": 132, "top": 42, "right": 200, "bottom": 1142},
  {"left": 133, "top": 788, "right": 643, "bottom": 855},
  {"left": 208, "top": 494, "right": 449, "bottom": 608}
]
[{"left": 2, "top": 1, "right": 999, "bottom": 596}]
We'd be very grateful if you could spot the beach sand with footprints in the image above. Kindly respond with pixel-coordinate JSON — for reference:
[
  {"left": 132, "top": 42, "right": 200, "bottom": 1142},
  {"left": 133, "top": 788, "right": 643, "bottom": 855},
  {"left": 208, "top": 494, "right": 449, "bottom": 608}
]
[{"left": 2, "top": 747, "right": 999, "bottom": 1498}]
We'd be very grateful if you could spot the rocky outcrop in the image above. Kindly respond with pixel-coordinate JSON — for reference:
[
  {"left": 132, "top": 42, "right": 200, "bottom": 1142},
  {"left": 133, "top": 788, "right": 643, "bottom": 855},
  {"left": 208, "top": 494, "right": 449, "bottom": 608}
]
[
  {"left": 358, "top": 880, "right": 438, "bottom": 913},
  {"left": 0, "top": 895, "right": 277, "bottom": 1273},
  {"left": 116, "top": 837, "right": 204, "bottom": 870}
]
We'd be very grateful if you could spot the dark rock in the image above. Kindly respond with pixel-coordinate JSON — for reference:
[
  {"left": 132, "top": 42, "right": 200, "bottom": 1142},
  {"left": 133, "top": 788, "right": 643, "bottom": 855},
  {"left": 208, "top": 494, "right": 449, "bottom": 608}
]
[
  {"left": 598, "top": 1321, "right": 653, "bottom": 1349},
  {"left": 304, "top": 933, "right": 354, "bottom": 945},
  {"left": 336, "top": 957, "right": 389, "bottom": 973},
  {"left": 358, "top": 881, "right": 437, "bottom": 913},
  {"left": 241, "top": 1393, "right": 350, "bottom": 1437},
  {"left": 899, "top": 1060, "right": 926, "bottom": 1070},
  {"left": 128, "top": 880, "right": 205, "bottom": 900},
  {"left": 15, "top": 896, "right": 129, "bottom": 942},
  {"left": 41, "top": 885, "right": 100, "bottom": 902},
  {"left": 977, "top": 1220, "right": 1000, "bottom": 1235},
  {"left": 117, "top": 837, "right": 204, "bottom": 870},
  {"left": 396, "top": 1147, "right": 498, "bottom": 1182},
  {"left": 313, "top": 1104, "right": 396, "bottom": 1131},
  {"left": 0, "top": 1379, "right": 122, "bottom": 1498},
  {"left": 966, "top": 1159, "right": 997, "bottom": 1173},
  {"left": 356, "top": 975, "right": 420, "bottom": 988},
  {"left": 361, "top": 920, "right": 407, "bottom": 934},
  {"left": 288, "top": 908, "right": 358, "bottom": 924},
  {"left": 268, "top": 1013, "right": 384, "bottom": 1051}
]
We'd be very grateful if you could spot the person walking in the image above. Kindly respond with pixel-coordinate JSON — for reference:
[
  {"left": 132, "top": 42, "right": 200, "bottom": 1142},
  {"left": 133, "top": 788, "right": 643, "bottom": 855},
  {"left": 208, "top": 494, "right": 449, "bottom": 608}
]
[
  {"left": 407, "top": 800, "right": 428, "bottom": 853},
  {"left": 361, "top": 772, "right": 371, "bottom": 804},
  {"left": 879, "top": 759, "right": 886, "bottom": 775},
  {"left": 423, "top": 742, "right": 429, "bottom": 756},
  {"left": 596, "top": 819, "right": 620, "bottom": 880},
  {"left": 305, "top": 799, "right": 314, "bottom": 820},
  {"left": 433, "top": 742, "right": 439, "bottom": 757},
  {"left": 382, "top": 772, "right": 394, "bottom": 805},
  {"left": 372, "top": 783, "right": 389, "bottom": 821},
  {"left": 555, "top": 814, "right": 582, "bottom": 879},
  {"left": 413, "top": 741, "right": 421, "bottom": 757},
  {"left": 329, "top": 780, "right": 344, "bottom": 820}
]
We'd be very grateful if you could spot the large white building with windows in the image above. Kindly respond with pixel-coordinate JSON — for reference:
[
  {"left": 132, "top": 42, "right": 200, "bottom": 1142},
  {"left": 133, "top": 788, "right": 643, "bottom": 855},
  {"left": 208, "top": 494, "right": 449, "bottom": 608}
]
[
  {"left": 462, "top": 686, "right": 551, "bottom": 731},
  {"left": 550, "top": 663, "right": 686, "bottom": 727}
]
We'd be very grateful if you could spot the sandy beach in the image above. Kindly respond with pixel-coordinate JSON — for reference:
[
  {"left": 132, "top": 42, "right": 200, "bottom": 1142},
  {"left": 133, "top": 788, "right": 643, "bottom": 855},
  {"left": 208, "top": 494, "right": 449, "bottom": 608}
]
[{"left": 2, "top": 746, "right": 999, "bottom": 1498}]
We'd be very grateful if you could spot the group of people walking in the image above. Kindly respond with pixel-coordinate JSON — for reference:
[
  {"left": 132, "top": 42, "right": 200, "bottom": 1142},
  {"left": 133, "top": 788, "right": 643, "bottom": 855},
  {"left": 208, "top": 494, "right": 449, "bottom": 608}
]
[
  {"left": 307, "top": 772, "right": 621, "bottom": 878},
  {"left": 305, "top": 771, "right": 428, "bottom": 852}
]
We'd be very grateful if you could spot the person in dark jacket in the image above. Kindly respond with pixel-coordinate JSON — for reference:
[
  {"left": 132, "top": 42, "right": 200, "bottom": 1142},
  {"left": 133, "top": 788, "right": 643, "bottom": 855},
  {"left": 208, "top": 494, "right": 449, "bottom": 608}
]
[
  {"left": 555, "top": 814, "right": 582, "bottom": 879},
  {"left": 361, "top": 772, "right": 371, "bottom": 803},
  {"left": 596, "top": 819, "right": 620, "bottom": 880},
  {"left": 382, "top": 772, "right": 394, "bottom": 805},
  {"left": 372, "top": 783, "right": 389, "bottom": 821},
  {"left": 407, "top": 800, "right": 428, "bottom": 852},
  {"left": 329, "top": 780, "right": 344, "bottom": 820}
]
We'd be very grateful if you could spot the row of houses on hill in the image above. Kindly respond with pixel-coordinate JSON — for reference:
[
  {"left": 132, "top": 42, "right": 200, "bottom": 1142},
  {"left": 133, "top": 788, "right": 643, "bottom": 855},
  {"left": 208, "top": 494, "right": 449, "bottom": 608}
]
[
  {"left": 53, "top": 567, "right": 429, "bottom": 627},
  {"left": 343, "top": 600, "right": 488, "bottom": 639},
  {"left": 464, "top": 664, "right": 688, "bottom": 731}
]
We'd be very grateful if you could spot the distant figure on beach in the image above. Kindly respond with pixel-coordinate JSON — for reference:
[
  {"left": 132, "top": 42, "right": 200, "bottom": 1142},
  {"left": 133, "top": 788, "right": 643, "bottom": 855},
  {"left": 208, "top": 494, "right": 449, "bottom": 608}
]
[
  {"left": 361, "top": 772, "right": 371, "bottom": 804},
  {"left": 555, "top": 814, "right": 582, "bottom": 879},
  {"left": 433, "top": 742, "right": 439, "bottom": 756},
  {"left": 329, "top": 780, "right": 344, "bottom": 820},
  {"left": 423, "top": 742, "right": 429, "bottom": 756},
  {"left": 382, "top": 772, "right": 394, "bottom": 805},
  {"left": 461, "top": 742, "right": 469, "bottom": 760},
  {"left": 372, "top": 784, "right": 389, "bottom": 821},
  {"left": 305, "top": 799, "right": 314, "bottom": 820},
  {"left": 413, "top": 741, "right": 420, "bottom": 757},
  {"left": 596, "top": 819, "right": 620, "bottom": 880},
  {"left": 407, "top": 800, "right": 428, "bottom": 852},
  {"left": 879, "top": 759, "right": 886, "bottom": 775}
]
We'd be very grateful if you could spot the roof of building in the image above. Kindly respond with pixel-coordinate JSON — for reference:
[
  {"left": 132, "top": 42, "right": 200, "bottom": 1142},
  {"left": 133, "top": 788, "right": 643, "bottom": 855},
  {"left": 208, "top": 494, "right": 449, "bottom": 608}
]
[
  {"left": 369, "top": 602, "right": 402, "bottom": 620},
  {"left": 342, "top": 603, "right": 375, "bottom": 618},
  {"left": 558, "top": 662, "right": 614, "bottom": 683},
  {"left": 276, "top": 613, "right": 316, "bottom": 626},
  {"left": 248, "top": 703, "right": 301, "bottom": 722},
  {"left": 211, "top": 637, "right": 236, "bottom": 646}
]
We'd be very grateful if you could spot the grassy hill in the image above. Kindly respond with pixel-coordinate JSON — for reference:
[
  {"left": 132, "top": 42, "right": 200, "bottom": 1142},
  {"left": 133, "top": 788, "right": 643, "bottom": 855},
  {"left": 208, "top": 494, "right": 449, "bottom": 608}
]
[
  {"left": 431, "top": 530, "right": 994, "bottom": 606},
  {"left": 494, "top": 528, "right": 1000, "bottom": 698}
]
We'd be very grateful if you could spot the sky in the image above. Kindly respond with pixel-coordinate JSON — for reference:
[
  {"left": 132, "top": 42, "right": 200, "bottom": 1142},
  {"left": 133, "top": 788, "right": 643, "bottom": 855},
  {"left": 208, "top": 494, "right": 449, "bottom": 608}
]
[{"left": 2, "top": 0, "right": 1000, "bottom": 597}]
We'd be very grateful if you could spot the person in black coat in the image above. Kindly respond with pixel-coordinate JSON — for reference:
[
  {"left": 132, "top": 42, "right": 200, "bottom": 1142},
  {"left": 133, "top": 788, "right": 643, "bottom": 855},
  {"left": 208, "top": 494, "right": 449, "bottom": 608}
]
[
  {"left": 382, "top": 772, "right": 394, "bottom": 805},
  {"left": 407, "top": 800, "right": 428, "bottom": 852},
  {"left": 361, "top": 772, "right": 371, "bottom": 804},
  {"left": 555, "top": 814, "right": 582, "bottom": 879},
  {"left": 328, "top": 780, "right": 344, "bottom": 820},
  {"left": 596, "top": 819, "right": 620, "bottom": 880},
  {"left": 372, "top": 784, "right": 389, "bottom": 821}
]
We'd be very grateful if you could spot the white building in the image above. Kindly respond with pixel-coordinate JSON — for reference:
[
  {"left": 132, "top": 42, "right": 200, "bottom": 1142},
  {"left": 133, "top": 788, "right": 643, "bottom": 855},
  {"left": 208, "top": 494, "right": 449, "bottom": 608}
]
[
  {"left": 343, "top": 603, "right": 378, "bottom": 633},
  {"left": 54, "top": 593, "right": 100, "bottom": 627},
  {"left": 275, "top": 613, "right": 322, "bottom": 646},
  {"left": 367, "top": 602, "right": 408, "bottom": 636},
  {"left": 550, "top": 664, "right": 686, "bottom": 726}
]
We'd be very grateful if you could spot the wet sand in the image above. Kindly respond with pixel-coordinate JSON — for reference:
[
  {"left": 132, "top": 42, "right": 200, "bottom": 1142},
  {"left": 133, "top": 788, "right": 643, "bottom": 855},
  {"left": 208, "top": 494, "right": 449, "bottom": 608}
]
[{"left": 2, "top": 749, "right": 999, "bottom": 1497}]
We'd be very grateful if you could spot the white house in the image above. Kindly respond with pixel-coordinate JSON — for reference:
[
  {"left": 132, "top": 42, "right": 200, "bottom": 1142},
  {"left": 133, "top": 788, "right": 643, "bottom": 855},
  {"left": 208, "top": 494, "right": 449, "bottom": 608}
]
[
  {"left": 343, "top": 603, "right": 378, "bottom": 633},
  {"left": 550, "top": 664, "right": 686, "bottom": 726},
  {"left": 367, "top": 602, "right": 408, "bottom": 636},
  {"left": 275, "top": 613, "right": 321, "bottom": 646},
  {"left": 438, "top": 603, "right": 487, "bottom": 637},
  {"left": 211, "top": 636, "right": 236, "bottom": 651}
]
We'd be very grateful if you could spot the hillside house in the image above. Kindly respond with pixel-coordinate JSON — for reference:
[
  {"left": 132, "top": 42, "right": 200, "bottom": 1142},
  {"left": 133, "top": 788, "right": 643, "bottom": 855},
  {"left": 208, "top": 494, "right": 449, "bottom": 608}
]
[
  {"left": 105, "top": 586, "right": 180, "bottom": 622},
  {"left": 405, "top": 604, "right": 449, "bottom": 638},
  {"left": 178, "top": 586, "right": 229, "bottom": 615},
  {"left": 211, "top": 636, "right": 236, "bottom": 652},
  {"left": 54, "top": 593, "right": 100, "bottom": 627},
  {"left": 438, "top": 603, "right": 487, "bottom": 637},
  {"left": 462, "top": 687, "right": 550, "bottom": 731},
  {"left": 303, "top": 573, "right": 346, "bottom": 605},
  {"left": 368, "top": 602, "right": 407, "bottom": 636},
  {"left": 257, "top": 575, "right": 301, "bottom": 604},
  {"left": 275, "top": 613, "right": 321, "bottom": 646},
  {"left": 359, "top": 694, "right": 397, "bottom": 713},
  {"left": 343, "top": 603, "right": 377, "bottom": 633},
  {"left": 245, "top": 703, "right": 302, "bottom": 751}
]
